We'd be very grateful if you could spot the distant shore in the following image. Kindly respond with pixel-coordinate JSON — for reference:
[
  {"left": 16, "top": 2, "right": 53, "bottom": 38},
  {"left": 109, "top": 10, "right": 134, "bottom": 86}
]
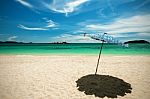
[{"left": 0, "top": 39, "right": 149, "bottom": 44}]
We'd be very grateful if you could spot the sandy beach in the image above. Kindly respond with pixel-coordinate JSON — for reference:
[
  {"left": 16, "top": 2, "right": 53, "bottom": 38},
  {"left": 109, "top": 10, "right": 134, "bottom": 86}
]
[{"left": 0, "top": 55, "right": 150, "bottom": 99}]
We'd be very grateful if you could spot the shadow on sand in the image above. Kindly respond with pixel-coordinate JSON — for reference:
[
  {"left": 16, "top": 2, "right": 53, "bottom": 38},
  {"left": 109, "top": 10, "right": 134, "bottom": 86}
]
[{"left": 76, "top": 74, "right": 132, "bottom": 98}]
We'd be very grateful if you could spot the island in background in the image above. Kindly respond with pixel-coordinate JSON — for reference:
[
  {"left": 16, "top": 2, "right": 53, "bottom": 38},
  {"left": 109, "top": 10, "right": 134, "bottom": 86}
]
[
  {"left": 0, "top": 41, "right": 69, "bottom": 44},
  {"left": 124, "top": 40, "right": 149, "bottom": 44},
  {"left": 0, "top": 40, "right": 149, "bottom": 44}
]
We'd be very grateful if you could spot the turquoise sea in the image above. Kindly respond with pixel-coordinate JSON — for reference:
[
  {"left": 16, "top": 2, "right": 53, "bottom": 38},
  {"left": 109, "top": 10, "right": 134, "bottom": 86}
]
[{"left": 0, "top": 43, "right": 149, "bottom": 55}]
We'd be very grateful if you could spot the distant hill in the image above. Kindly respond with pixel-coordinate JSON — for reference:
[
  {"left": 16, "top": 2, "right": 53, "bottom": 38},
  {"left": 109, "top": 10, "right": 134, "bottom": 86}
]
[
  {"left": 0, "top": 41, "right": 69, "bottom": 44},
  {"left": 50, "top": 42, "right": 69, "bottom": 44},
  {"left": 0, "top": 41, "right": 23, "bottom": 44},
  {"left": 124, "top": 40, "right": 149, "bottom": 44}
]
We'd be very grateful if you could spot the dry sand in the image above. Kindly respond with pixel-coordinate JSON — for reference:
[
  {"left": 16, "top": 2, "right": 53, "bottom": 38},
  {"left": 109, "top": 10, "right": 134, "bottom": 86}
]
[{"left": 0, "top": 55, "right": 150, "bottom": 99}]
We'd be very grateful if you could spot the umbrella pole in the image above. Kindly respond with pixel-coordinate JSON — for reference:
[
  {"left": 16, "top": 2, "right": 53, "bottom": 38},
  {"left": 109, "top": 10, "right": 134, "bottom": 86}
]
[{"left": 95, "top": 40, "right": 104, "bottom": 75}]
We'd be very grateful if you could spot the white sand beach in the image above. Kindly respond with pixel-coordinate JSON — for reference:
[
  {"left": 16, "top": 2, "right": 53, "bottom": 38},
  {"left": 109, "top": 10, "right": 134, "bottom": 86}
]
[{"left": 0, "top": 55, "right": 150, "bottom": 99}]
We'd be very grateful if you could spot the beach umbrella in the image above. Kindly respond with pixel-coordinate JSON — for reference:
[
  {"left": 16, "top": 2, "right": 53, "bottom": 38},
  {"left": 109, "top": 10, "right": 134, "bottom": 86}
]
[
  {"left": 84, "top": 33, "right": 128, "bottom": 75},
  {"left": 76, "top": 33, "right": 131, "bottom": 98}
]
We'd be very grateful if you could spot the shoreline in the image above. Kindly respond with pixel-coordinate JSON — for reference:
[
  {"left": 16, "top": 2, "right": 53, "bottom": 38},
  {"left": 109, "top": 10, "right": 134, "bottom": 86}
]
[{"left": 0, "top": 53, "right": 150, "bottom": 56}]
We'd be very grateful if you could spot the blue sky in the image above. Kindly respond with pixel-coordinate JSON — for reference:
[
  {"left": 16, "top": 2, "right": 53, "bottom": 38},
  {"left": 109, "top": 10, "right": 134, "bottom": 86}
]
[{"left": 0, "top": 0, "right": 150, "bottom": 43}]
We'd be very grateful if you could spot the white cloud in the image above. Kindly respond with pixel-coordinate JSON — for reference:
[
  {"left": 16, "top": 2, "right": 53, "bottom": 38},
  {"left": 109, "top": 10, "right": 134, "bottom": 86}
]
[
  {"left": 18, "top": 19, "right": 58, "bottom": 30},
  {"left": 134, "top": 0, "right": 150, "bottom": 9},
  {"left": 18, "top": 24, "right": 48, "bottom": 31},
  {"left": 50, "top": 33, "right": 99, "bottom": 43},
  {"left": 66, "top": 0, "right": 88, "bottom": 9},
  {"left": 46, "top": 20, "right": 57, "bottom": 28},
  {"left": 8, "top": 36, "right": 18, "bottom": 41},
  {"left": 84, "top": 14, "right": 150, "bottom": 34},
  {"left": 16, "top": 0, "right": 33, "bottom": 8},
  {"left": 137, "top": 32, "right": 150, "bottom": 37},
  {"left": 45, "top": 0, "right": 89, "bottom": 16}
]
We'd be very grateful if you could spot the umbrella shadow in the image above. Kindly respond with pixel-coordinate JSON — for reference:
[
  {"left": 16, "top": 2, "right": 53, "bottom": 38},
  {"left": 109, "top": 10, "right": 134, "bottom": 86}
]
[{"left": 76, "top": 74, "right": 132, "bottom": 98}]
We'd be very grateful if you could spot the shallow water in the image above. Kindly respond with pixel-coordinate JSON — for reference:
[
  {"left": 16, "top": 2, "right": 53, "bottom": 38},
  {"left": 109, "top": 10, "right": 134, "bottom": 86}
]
[{"left": 0, "top": 43, "right": 149, "bottom": 55}]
